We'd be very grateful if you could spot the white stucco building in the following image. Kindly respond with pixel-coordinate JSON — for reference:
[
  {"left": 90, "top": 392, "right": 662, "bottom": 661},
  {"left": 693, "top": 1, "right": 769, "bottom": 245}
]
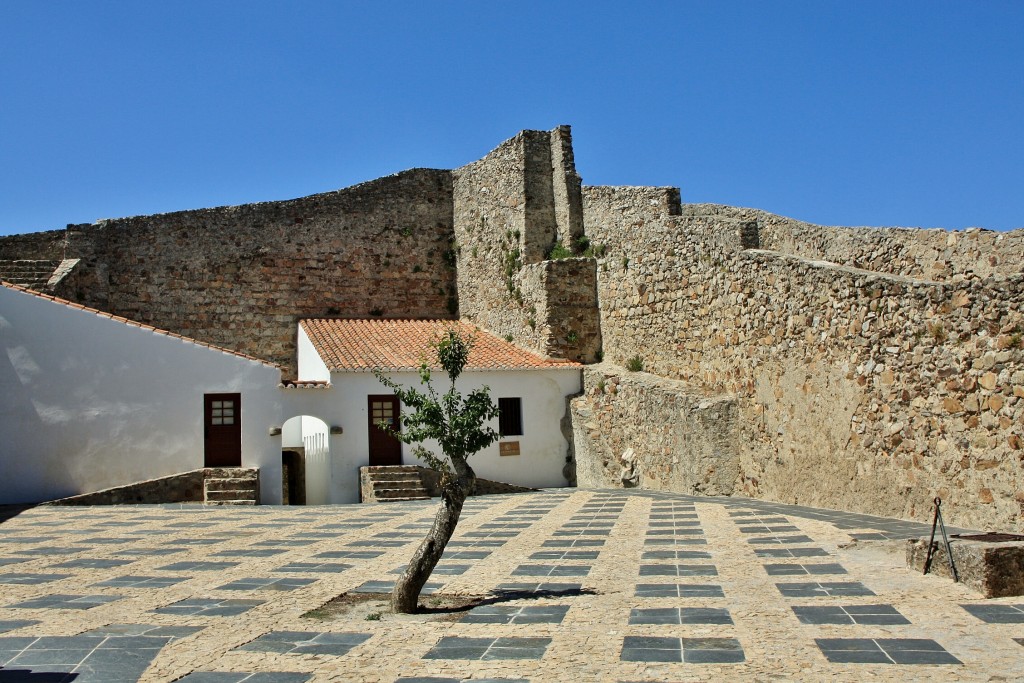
[
  {"left": 294, "top": 318, "right": 582, "bottom": 504},
  {"left": 0, "top": 281, "right": 285, "bottom": 504},
  {"left": 0, "top": 282, "right": 582, "bottom": 505}
]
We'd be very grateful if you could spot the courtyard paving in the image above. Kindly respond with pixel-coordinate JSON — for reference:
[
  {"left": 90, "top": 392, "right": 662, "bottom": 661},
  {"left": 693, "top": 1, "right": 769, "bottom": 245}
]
[{"left": 0, "top": 489, "right": 1020, "bottom": 682}]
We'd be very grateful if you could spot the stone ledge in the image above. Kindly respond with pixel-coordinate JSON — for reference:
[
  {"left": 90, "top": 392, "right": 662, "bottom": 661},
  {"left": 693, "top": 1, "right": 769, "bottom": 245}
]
[{"left": 907, "top": 537, "right": 1024, "bottom": 597}]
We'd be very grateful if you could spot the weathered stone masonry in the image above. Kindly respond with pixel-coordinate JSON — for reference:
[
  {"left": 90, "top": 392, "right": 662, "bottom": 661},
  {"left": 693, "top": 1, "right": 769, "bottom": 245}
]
[{"left": 2, "top": 125, "right": 1021, "bottom": 530}]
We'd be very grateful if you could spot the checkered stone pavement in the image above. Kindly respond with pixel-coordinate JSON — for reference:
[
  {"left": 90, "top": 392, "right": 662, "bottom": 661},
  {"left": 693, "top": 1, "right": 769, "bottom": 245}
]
[{"left": 0, "top": 489, "right": 1015, "bottom": 681}]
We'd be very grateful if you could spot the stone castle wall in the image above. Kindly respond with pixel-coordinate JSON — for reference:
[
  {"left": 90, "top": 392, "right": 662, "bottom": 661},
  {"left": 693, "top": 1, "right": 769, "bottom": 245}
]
[
  {"left": 2, "top": 170, "right": 458, "bottom": 374},
  {"left": 572, "top": 364, "right": 739, "bottom": 495},
  {"left": 452, "top": 127, "right": 599, "bottom": 362},
  {"left": 583, "top": 192, "right": 1024, "bottom": 531},
  {"left": 685, "top": 203, "right": 1024, "bottom": 280}
]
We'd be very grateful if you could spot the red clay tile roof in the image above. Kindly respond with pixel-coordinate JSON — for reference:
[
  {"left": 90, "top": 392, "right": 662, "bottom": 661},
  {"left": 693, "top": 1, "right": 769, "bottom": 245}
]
[
  {"left": 300, "top": 319, "right": 581, "bottom": 372},
  {"left": 0, "top": 280, "right": 280, "bottom": 370}
]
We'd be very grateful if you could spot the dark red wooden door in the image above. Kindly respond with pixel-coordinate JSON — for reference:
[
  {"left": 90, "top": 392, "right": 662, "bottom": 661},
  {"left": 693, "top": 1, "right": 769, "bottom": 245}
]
[
  {"left": 368, "top": 395, "right": 402, "bottom": 466},
  {"left": 204, "top": 393, "right": 241, "bottom": 467}
]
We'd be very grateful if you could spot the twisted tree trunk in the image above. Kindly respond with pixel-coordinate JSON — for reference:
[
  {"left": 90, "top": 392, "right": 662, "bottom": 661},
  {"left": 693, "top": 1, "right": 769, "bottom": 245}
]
[{"left": 391, "top": 461, "right": 475, "bottom": 614}]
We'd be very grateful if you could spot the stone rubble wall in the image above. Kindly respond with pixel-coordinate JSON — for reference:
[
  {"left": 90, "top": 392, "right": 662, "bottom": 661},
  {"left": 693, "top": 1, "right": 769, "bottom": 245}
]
[
  {"left": 571, "top": 364, "right": 739, "bottom": 495},
  {"left": 584, "top": 188, "right": 1024, "bottom": 530},
  {"left": 452, "top": 127, "right": 598, "bottom": 362},
  {"left": 42, "top": 469, "right": 207, "bottom": 505},
  {"left": 1, "top": 170, "right": 458, "bottom": 375},
  {"left": 685, "top": 203, "right": 1024, "bottom": 280}
]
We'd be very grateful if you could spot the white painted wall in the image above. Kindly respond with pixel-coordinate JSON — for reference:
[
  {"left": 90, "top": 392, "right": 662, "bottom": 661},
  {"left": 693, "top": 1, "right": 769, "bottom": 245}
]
[
  {"left": 311, "top": 368, "right": 581, "bottom": 503},
  {"left": 0, "top": 285, "right": 285, "bottom": 504}
]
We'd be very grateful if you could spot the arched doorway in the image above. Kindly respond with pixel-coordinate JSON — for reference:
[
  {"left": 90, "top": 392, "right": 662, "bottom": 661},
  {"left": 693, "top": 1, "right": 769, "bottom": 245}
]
[{"left": 282, "top": 415, "right": 331, "bottom": 505}]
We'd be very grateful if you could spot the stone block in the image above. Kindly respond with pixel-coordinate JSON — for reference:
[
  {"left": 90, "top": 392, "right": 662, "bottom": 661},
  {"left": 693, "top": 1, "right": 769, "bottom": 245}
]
[{"left": 907, "top": 536, "right": 1024, "bottom": 597}]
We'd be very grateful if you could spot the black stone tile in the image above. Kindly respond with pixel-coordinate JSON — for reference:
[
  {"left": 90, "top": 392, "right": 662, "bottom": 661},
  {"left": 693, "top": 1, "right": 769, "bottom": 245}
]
[
  {"left": 390, "top": 564, "right": 470, "bottom": 576},
  {"left": 115, "top": 546, "right": 187, "bottom": 557},
  {"left": 763, "top": 563, "right": 847, "bottom": 576},
  {"left": 643, "top": 537, "right": 707, "bottom": 546},
  {"left": 157, "top": 561, "right": 239, "bottom": 571},
  {"left": 529, "top": 550, "right": 600, "bottom": 561},
  {"left": 173, "top": 672, "right": 312, "bottom": 683},
  {"left": 629, "top": 607, "right": 732, "bottom": 625},
  {"left": 493, "top": 582, "right": 582, "bottom": 596},
  {"left": 0, "top": 620, "right": 39, "bottom": 635},
  {"left": 163, "top": 537, "right": 227, "bottom": 546},
  {"left": 313, "top": 550, "right": 383, "bottom": 560},
  {"left": 215, "top": 577, "right": 316, "bottom": 591},
  {"left": 754, "top": 547, "right": 829, "bottom": 558},
  {"left": 794, "top": 604, "right": 909, "bottom": 625},
  {"left": 351, "top": 580, "right": 443, "bottom": 594},
  {"left": 0, "top": 573, "right": 71, "bottom": 585},
  {"left": 8, "top": 594, "right": 122, "bottom": 610},
  {"left": 681, "top": 637, "right": 745, "bottom": 664},
  {"left": 85, "top": 624, "right": 204, "bottom": 639},
  {"left": 777, "top": 581, "right": 875, "bottom": 598},
  {"left": 253, "top": 539, "right": 316, "bottom": 547},
  {"left": 14, "top": 547, "right": 92, "bottom": 556},
  {"left": 440, "top": 550, "right": 491, "bottom": 560},
  {"left": 634, "top": 583, "right": 725, "bottom": 598},
  {"left": 960, "top": 604, "right": 1024, "bottom": 623},
  {"left": 748, "top": 535, "right": 815, "bottom": 544},
  {"left": 512, "top": 564, "right": 591, "bottom": 577},
  {"left": 235, "top": 630, "right": 371, "bottom": 656},
  {"left": 274, "top": 562, "right": 351, "bottom": 573},
  {"left": 423, "top": 636, "right": 550, "bottom": 660},
  {"left": 541, "top": 539, "right": 605, "bottom": 548},
  {"left": 620, "top": 635, "right": 681, "bottom": 663},
  {"left": 639, "top": 564, "right": 717, "bottom": 577},
  {"left": 641, "top": 550, "right": 711, "bottom": 560},
  {"left": 91, "top": 575, "right": 187, "bottom": 588},
  {"left": 461, "top": 605, "right": 569, "bottom": 625},
  {"left": 816, "top": 638, "right": 961, "bottom": 665},
  {"left": 49, "top": 558, "right": 133, "bottom": 570},
  {"left": 153, "top": 598, "right": 264, "bottom": 617},
  {"left": 346, "top": 539, "right": 409, "bottom": 547},
  {"left": 212, "top": 548, "right": 288, "bottom": 558}
]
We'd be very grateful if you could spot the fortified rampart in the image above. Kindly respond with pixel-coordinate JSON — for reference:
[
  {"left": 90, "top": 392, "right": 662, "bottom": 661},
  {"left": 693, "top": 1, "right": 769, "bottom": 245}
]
[
  {"left": 579, "top": 192, "right": 1024, "bottom": 531},
  {"left": 0, "top": 170, "right": 458, "bottom": 373},
  {"left": 1, "top": 125, "right": 1021, "bottom": 530}
]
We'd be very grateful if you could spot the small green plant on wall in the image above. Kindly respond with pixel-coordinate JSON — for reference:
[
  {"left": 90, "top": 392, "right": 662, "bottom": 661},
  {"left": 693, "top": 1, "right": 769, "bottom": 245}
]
[
  {"left": 547, "top": 243, "right": 572, "bottom": 260},
  {"left": 566, "top": 330, "right": 579, "bottom": 345},
  {"left": 626, "top": 355, "right": 644, "bottom": 372}
]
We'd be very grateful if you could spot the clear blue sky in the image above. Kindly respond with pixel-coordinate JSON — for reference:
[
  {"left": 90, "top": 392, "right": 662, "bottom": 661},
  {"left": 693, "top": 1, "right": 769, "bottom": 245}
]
[{"left": 2, "top": 1, "right": 1022, "bottom": 236}]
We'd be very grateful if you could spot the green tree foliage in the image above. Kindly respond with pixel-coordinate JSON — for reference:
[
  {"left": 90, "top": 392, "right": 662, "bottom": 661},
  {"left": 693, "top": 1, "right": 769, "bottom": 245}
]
[{"left": 374, "top": 329, "right": 499, "bottom": 613}]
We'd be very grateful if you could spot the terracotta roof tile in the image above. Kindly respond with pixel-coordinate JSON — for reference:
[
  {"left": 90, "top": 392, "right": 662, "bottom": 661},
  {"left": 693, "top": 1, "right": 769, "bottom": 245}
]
[
  {"left": 300, "top": 318, "right": 581, "bottom": 372},
  {"left": 0, "top": 280, "right": 280, "bottom": 370}
]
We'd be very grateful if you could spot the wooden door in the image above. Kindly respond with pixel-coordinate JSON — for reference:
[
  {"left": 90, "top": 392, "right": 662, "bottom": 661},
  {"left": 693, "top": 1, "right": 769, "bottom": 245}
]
[
  {"left": 204, "top": 393, "right": 241, "bottom": 467},
  {"left": 368, "top": 395, "right": 402, "bottom": 466}
]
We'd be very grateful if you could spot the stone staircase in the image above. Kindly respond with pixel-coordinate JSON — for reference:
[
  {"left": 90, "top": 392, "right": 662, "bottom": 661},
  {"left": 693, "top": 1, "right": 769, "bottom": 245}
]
[
  {"left": 0, "top": 260, "right": 61, "bottom": 288},
  {"left": 359, "top": 466, "right": 431, "bottom": 503},
  {"left": 203, "top": 467, "right": 260, "bottom": 505}
]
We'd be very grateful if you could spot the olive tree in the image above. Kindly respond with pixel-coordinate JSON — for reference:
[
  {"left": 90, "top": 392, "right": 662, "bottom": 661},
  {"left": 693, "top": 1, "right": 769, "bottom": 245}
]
[{"left": 374, "top": 329, "right": 499, "bottom": 613}]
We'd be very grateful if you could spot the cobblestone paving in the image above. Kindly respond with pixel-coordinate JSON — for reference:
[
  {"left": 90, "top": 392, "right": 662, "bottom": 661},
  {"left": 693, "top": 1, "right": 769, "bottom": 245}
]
[{"left": 0, "top": 490, "right": 1019, "bottom": 682}]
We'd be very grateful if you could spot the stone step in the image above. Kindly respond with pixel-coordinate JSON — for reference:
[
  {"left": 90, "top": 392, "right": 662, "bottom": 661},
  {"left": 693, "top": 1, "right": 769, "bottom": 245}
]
[
  {"left": 373, "top": 488, "right": 430, "bottom": 500},
  {"left": 204, "top": 467, "right": 258, "bottom": 480},
  {"left": 372, "top": 475, "right": 423, "bottom": 485},
  {"left": 0, "top": 260, "right": 60, "bottom": 288},
  {"left": 204, "top": 488, "right": 257, "bottom": 501},
  {"left": 362, "top": 465, "right": 423, "bottom": 473},
  {"left": 204, "top": 477, "right": 258, "bottom": 492},
  {"left": 205, "top": 499, "right": 257, "bottom": 506}
]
